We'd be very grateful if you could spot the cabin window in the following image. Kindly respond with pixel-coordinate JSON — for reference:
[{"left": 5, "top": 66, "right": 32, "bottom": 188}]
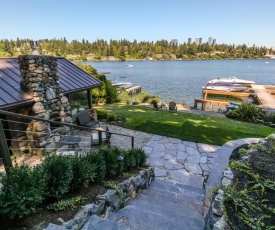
[{"left": 69, "top": 91, "right": 89, "bottom": 116}]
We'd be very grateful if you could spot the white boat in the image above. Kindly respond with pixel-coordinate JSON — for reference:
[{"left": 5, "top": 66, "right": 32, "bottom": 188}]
[
  {"left": 203, "top": 82, "right": 248, "bottom": 92},
  {"left": 126, "top": 64, "right": 133, "bottom": 67},
  {"left": 112, "top": 77, "right": 133, "bottom": 89},
  {"left": 208, "top": 76, "right": 255, "bottom": 86}
]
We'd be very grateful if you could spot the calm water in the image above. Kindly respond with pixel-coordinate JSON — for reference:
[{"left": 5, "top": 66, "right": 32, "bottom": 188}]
[{"left": 84, "top": 59, "right": 275, "bottom": 106}]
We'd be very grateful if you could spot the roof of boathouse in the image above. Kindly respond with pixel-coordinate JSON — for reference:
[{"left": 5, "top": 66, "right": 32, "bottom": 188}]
[{"left": 0, "top": 57, "right": 102, "bottom": 109}]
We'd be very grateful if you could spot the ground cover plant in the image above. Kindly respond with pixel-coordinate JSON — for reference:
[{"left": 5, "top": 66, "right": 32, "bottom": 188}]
[
  {"left": 222, "top": 138, "right": 275, "bottom": 229},
  {"left": 95, "top": 104, "right": 274, "bottom": 146},
  {"left": 0, "top": 147, "right": 147, "bottom": 229}
]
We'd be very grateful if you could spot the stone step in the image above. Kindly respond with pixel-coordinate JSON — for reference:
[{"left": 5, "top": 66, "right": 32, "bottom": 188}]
[
  {"left": 128, "top": 193, "right": 204, "bottom": 217},
  {"left": 150, "top": 178, "right": 205, "bottom": 199},
  {"left": 141, "top": 188, "right": 204, "bottom": 208},
  {"left": 82, "top": 214, "right": 128, "bottom": 230},
  {"left": 111, "top": 205, "right": 204, "bottom": 230}
]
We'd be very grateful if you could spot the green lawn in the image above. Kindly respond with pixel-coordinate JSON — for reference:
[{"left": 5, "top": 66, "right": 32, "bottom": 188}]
[{"left": 95, "top": 104, "right": 274, "bottom": 146}]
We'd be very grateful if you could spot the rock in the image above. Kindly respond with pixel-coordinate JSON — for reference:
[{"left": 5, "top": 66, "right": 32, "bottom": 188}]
[
  {"left": 212, "top": 189, "right": 224, "bottom": 216},
  {"left": 213, "top": 216, "right": 230, "bottom": 230},
  {"left": 34, "top": 121, "right": 48, "bottom": 132},
  {"left": 32, "top": 102, "right": 45, "bottom": 114},
  {"left": 223, "top": 169, "right": 233, "bottom": 180},
  {"left": 221, "top": 177, "right": 232, "bottom": 186}
]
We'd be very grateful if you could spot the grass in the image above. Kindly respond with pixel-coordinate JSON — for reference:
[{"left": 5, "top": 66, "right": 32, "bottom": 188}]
[{"left": 95, "top": 104, "right": 274, "bottom": 146}]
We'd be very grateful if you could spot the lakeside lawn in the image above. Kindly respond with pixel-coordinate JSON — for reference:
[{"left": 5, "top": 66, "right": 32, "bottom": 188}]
[{"left": 95, "top": 104, "right": 274, "bottom": 146}]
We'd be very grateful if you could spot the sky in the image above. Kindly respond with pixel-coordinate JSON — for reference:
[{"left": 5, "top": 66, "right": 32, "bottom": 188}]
[{"left": 1, "top": 0, "right": 275, "bottom": 48}]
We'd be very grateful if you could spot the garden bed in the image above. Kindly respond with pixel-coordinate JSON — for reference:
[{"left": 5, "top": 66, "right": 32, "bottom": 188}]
[{"left": 224, "top": 141, "right": 275, "bottom": 229}]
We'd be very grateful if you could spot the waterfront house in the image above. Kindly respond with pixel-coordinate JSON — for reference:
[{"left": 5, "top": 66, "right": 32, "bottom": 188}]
[{"left": 0, "top": 55, "right": 102, "bottom": 156}]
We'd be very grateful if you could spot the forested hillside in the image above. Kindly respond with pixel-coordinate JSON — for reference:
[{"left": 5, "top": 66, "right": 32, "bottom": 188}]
[{"left": 0, "top": 38, "right": 273, "bottom": 60}]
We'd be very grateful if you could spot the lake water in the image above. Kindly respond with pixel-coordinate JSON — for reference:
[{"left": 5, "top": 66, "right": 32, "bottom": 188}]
[{"left": 84, "top": 59, "right": 275, "bottom": 106}]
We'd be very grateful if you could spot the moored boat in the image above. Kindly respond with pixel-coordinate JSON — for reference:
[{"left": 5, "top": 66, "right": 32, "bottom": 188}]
[
  {"left": 203, "top": 82, "right": 248, "bottom": 92},
  {"left": 112, "top": 77, "right": 133, "bottom": 89},
  {"left": 208, "top": 76, "right": 255, "bottom": 86}
]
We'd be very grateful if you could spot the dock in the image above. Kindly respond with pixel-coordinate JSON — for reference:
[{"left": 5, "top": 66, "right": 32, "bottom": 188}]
[
  {"left": 250, "top": 85, "right": 275, "bottom": 110},
  {"left": 194, "top": 99, "right": 229, "bottom": 112},
  {"left": 195, "top": 85, "right": 275, "bottom": 112},
  {"left": 203, "top": 90, "right": 251, "bottom": 100},
  {"left": 126, "top": 85, "right": 142, "bottom": 95}
]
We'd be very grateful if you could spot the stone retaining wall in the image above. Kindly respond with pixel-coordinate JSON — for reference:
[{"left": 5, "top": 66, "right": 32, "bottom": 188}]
[
  {"left": 46, "top": 167, "right": 155, "bottom": 230},
  {"left": 204, "top": 138, "right": 262, "bottom": 229}
]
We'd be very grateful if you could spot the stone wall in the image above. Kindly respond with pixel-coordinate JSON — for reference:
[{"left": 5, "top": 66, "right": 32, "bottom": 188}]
[
  {"left": 46, "top": 167, "right": 155, "bottom": 230},
  {"left": 18, "top": 55, "right": 72, "bottom": 150}
]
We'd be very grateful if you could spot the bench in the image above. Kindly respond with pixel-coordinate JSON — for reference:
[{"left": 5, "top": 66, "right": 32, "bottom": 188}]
[{"left": 77, "top": 112, "right": 100, "bottom": 128}]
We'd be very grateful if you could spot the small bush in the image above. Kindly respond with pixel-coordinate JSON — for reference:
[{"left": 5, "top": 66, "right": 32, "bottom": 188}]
[
  {"left": 42, "top": 155, "right": 73, "bottom": 199},
  {"left": 0, "top": 164, "right": 47, "bottom": 219},
  {"left": 263, "top": 113, "right": 275, "bottom": 124},
  {"left": 131, "top": 148, "right": 147, "bottom": 166},
  {"left": 97, "top": 110, "right": 108, "bottom": 120},
  {"left": 100, "top": 146, "right": 125, "bottom": 177},
  {"left": 47, "top": 196, "right": 87, "bottom": 211},
  {"left": 225, "top": 102, "right": 264, "bottom": 122},
  {"left": 69, "top": 155, "right": 97, "bottom": 190},
  {"left": 107, "top": 114, "right": 117, "bottom": 122},
  {"left": 117, "top": 89, "right": 131, "bottom": 104},
  {"left": 83, "top": 151, "right": 106, "bottom": 183}
]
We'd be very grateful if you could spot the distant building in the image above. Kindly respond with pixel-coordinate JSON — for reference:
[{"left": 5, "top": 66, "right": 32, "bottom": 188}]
[
  {"left": 195, "top": 37, "right": 202, "bottom": 45},
  {"left": 170, "top": 39, "right": 178, "bottom": 46},
  {"left": 213, "top": 39, "right": 216, "bottom": 46},
  {"left": 208, "top": 37, "right": 214, "bottom": 45},
  {"left": 188, "top": 38, "right": 192, "bottom": 44}
]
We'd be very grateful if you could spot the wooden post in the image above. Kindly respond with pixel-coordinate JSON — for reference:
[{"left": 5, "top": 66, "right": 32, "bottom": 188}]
[
  {"left": 87, "top": 90, "right": 92, "bottom": 109},
  {"left": 194, "top": 99, "right": 197, "bottom": 109},
  {"left": 0, "top": 120, "right": 12, "bottom": 173},
  {"left": 204, "top": 90, "right": 207, "bottom": 100},
  {"left": 98, "top": 130, "right": 102, "bottom": 145},
  {"left": 131, "top": 136, "right": 134, "bottom": 148},
  {"left": 202, "top": 102, "right": 206, "bottom": 110}
]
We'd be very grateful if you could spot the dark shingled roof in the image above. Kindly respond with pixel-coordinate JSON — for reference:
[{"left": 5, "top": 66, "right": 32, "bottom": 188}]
[{"left": 0, "top": 57, "right": 102, "bottom": 109}]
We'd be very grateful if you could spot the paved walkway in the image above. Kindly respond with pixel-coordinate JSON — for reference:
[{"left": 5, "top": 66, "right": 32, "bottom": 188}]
[{"left": 105, "top": 124, "right": 221, "bottom": 188}]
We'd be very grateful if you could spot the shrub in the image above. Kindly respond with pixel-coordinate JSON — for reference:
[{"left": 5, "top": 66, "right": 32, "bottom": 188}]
[
  {"left": 225, "top": 102, "right": 264, "bottom": 122},
  {"left": 107, "top": 114, "right": 117, "bottom": 122},
  {"left": 262, "top": 113, "right": 275, "bottom": 124},
  {"left": 117, "top": 89, "right": 131, "bottom": 104},
  {"left": 69, "top": 155, "right": 97, "bottom": 190},
  {"left": 131, "top": 148, "right": 147, "bottom": 166},
  {"left": 47, "top": 196, "right": 87, "bottom": 212},
  {"left": 134, "top": 91, "right": 151, "bottom": 104},
  {"left": 100, "top": 146, "right": 125, "bottom": 177},
  {"left": 97, "top": 110, "right": 108, "bottom": 120},
  {"left": 0, "top": 164, "right": 47, "bottom": 219},
  {"left": 42, "top": 155, "right": 73, "bottom": 199},
  {"left": 83, "top": 151, "right": 106, "bottom": 183}
]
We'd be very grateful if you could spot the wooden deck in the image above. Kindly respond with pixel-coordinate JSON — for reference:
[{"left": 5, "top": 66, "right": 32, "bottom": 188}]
[
  {"left": 250, "top": 85, "right": 275, "bottom": 109},
  {"left": 203, "top": 90, "right": 251, "bottom": 99},
  {"left": 197, "top": 85, "right": 275, "bottom": 111},
  {"left": 126, "top": 85, "right": 142, "bottom": 95},
  {"left": 194, "top": 99, "right": 229, "bottom": 111}
]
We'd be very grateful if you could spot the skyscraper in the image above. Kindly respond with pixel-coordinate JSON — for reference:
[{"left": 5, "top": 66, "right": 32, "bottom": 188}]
[
  {"left": 213, "top": 39, "right": 216, "bottom": 46},
  {"left": 195, "top": 37, "right": 202, "bottom": 45},
  {"left": 208, "top": 37, "right": 214, "bottom": 45},
  {"left": 188, "top": 38, "right": 192, "bottom": 44},
  {"left": 170, "top": 39, "right": 178, "bottom": 46}
]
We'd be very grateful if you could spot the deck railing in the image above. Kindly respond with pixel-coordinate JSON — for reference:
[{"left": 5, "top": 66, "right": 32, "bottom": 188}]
[{"left": 0, "top": 109, "right": 134, "bottom": 173}]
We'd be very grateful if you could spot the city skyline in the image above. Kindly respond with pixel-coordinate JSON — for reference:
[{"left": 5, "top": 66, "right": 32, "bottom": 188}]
[{"left": 1, "top": 0, "right": 275, "bottom": 48}]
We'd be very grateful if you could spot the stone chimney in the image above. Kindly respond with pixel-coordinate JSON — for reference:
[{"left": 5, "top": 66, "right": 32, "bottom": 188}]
[{"left": 18, "top": 55, "right": 72, "bottom": 152}]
